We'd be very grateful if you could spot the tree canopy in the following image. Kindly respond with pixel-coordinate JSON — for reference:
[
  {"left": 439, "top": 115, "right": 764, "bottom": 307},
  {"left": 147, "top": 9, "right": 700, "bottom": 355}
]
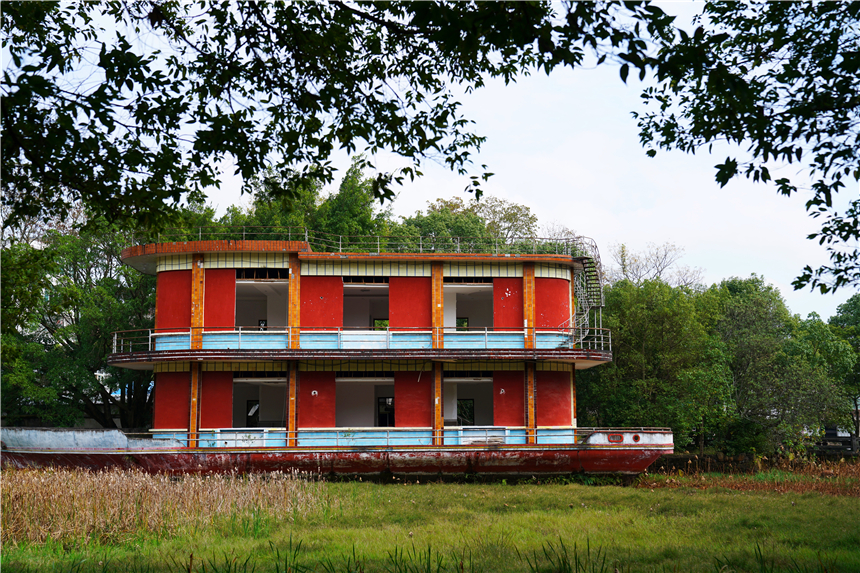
[
  {"left": 637, "top": 2, "right": 860, "bottom": 292},
  {"left": 2, "top": 0, "right": 670, "bottom": 230}
]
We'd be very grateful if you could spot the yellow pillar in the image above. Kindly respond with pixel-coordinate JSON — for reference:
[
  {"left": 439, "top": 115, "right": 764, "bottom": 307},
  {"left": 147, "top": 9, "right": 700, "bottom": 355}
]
[
  {"left": 523, "top": 263, "right": 536, "bottom": 349},
  {"left": 287, "top": 361, "right": 298, "bottom": 446},
  {"left": 189, "top": 362, "right": 201, "bottom": 447},
  {"left": 431, "top": 262, "right": 444, "bottom": 348},
  {"left": 191, "top": 254, "right": 205, "bottom": 349},
  {"left": 433, "top": 362, "right": 444, "bottom": 445},
  {"left": 288, "top": 254, "right": 301, "bottom": 348},
  {"left": 526, "top": 362, "right": 536, "bottom": 444}
]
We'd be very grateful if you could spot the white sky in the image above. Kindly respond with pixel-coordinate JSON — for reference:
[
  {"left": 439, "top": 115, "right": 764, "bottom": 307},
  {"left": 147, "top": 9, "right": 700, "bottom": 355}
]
[{"left": 207, "top": 3, "right": 857, "bottom": 321}]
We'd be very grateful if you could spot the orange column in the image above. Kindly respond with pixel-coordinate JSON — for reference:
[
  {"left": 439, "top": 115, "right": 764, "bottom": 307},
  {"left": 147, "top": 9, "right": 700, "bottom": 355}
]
[
  {"left": 431, "top": 262, "right": 444, "bottom": 348},
  {"left": 191, "top": 254, "right": 205, "bottom": 349},
  {"left": 523, "top": 263, "right": 536, "bottom": 349},
  {"left": 289, "top": 254, "right": 301, "bottom": 348},
  {"left": 526, "top": 362, "right": 536, "bottom": 444},
  {"left": 189, "top": 363, "right": 201, "bottom": 447},
  {"left": 189, "top": 254, "right": 205, "bottom": 446},
  {"left": 433, "top": 362, "right": 444, "bottom": 445},
  {"left": 287, "top": 362, "right": 298, "bottom": 446}
]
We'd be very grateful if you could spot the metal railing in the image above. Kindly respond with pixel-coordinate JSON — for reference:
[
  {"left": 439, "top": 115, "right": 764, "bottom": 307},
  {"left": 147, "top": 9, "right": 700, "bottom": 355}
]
[
  {"left": 129, "top": 427, "right": 668, "bottom": 449},
  {"left": 111, "top": 326, "right": 611, "bottom": 354},
  {"left": 132, "top": 226, "right": 602, "bottom": 260}
]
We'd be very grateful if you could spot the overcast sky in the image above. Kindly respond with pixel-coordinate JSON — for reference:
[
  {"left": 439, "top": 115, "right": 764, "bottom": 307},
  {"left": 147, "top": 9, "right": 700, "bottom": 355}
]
[{"left": 208, "top": 3, "right": 857, "bottom": 321}]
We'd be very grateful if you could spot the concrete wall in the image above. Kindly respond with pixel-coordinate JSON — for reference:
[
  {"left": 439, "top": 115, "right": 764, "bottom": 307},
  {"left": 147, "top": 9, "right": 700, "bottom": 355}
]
[
  {"left": 298, "top": 371, "right": 336, "bottom": 427},
  {"left": 153, "top": 371, "right": 189, "bottom": 429},
  {"left": 156, "top": 271, "right": 192, "bottom": 330},
  {"left": 204, "top": 269, "right": 236, "bottom": 329},
  {"left": 494, "top": 278, "right": 523, "bottom": 329},
  {"left": 394, "top": 371, "right": 432, "bottom": 427},
  {"left": 389, "top": 277, "right": 432, "bottom": 328},
  {"left": 301, "top": 277, "right": 343, "bottom": 329},
  {"left": 493, "top": 371, "right": 525, "bottom": 426},
  {"left": 200, "top": 371, "right": 233, "bottom": 429},
  {"left": 535, "top": 277, "right": 570, "bottom": 328},
  {"left": 536, "top": 371, "right": 573, "bottom": 426}
]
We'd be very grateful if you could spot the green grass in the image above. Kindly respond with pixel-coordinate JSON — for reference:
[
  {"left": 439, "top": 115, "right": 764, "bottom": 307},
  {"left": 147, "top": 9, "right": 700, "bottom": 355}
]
[{"left": 3, "top": 479, "right": 859, "bottom": 572}]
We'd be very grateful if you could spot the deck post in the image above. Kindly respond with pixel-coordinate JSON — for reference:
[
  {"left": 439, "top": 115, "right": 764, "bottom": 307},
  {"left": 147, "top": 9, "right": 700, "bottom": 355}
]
[
  {"left": 287, "top": 362, "right": 298, "bottom": 446},
  {"left": 433, "top": 362, "right": 444, "bottom": 445},
  {"left": 523, "top": 262, "right": 536, "bottom": 349},
  {"left": 431, "top": 262, "right": 444, "bottom": 349},
  {"left": 526, "top": 362, "right": 536, "bottom": 444},
  {"left": 189, "top": 362, "right": 201, "bottom": 448},
  {"left": 289, "top": 254, "right": 301, "bottom": 348},
  {"left": 191, "top": 254, "right": 205, "bottom": 349}
]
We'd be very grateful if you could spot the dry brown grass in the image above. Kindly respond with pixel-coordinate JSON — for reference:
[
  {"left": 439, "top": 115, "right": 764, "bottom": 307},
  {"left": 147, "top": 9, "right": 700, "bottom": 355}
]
[
  {"left": 1, "top": 467, "right": 327, "bottom": 546},
  {"left": 640, "top": 458, "right": 860, "bottom": 496}
]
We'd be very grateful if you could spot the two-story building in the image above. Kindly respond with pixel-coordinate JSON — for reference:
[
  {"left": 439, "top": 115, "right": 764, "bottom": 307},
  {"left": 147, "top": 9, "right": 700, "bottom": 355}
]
[{"left": 1, "top": 229, "right": 672, "bottom": 476}]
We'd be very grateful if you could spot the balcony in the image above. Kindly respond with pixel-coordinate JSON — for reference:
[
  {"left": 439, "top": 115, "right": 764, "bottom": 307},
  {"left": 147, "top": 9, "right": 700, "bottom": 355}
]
[{"left": 111, "top": 326, "right": 612, "bottom": 355}]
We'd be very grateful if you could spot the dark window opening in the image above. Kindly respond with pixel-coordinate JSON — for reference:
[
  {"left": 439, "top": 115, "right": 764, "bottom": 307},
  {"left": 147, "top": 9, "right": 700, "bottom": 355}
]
[
  {"left": 443, "top": 371, "right": 493, "bottom": 378},
  {"left": 443, "top": 277, "right": 493, "bottom": 284},
  {"left": 246, "top": 400, "right": 260, "bottom": 427},
  {"left": 377, "top": 397, "right": 395, "bottom": 427},
  {"left": 456, "top": 317, "right": 469, "bottom": 331},
  {"left": 233, "top": 371, "right": 288, "bottom": 379},
  {"left": 343, "top": 276, "right": 389, "bottom": 284},
  {"left": 457, "top": 399, "right": 475, "bottom": 426},
  {"left": 236, "top": 268, "right": 290, "bottom": 280},
  {"left": 336, "top": 371, "right": 395, "bottom": 378}
]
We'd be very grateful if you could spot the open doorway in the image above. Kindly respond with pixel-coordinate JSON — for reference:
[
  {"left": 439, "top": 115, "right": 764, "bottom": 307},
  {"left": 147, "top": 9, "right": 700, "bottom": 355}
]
[
  {"left": 235, "top": 272, "right": 288, "bottom": 329},
  {"left": 443, "top": 283, "right": 493, "bottom": 330},
  {"left": 232, "top": 375, "right": 287, "bottom": 427},
  {"left": 343, "top": 281, "right": 389, "bottom": 328}
]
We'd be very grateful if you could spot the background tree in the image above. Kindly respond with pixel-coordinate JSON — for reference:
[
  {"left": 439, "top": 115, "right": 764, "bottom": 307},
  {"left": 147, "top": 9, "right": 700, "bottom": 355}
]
[
  {"left": 637, "top": 2, "right": 860, "bottom": 292},
  {"left": 576, "top": 279, "right": 723, "bottom": 448},
  {"left": 2, "top": 1, "right": 672, "bottom": 231},
  {"left": 829, "top": 294, "right": 860, "bottom": 438},
  {"left": 1, "top": 219, "right": 156, "bottom": 428},
  {"left": 607, "top": 242, "right": 704, "bottom": 288}
]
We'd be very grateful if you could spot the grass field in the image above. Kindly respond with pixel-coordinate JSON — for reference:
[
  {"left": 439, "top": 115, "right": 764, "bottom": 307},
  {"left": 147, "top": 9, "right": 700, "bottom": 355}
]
[{"left": 2, "top": 462, "right": 859, "bottom": 573}]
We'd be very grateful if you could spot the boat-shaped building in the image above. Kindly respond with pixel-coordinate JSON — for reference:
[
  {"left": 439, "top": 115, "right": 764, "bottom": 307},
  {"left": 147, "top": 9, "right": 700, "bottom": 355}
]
[{"left": 1, "top": 230, "right": 672, "bottom": 476}]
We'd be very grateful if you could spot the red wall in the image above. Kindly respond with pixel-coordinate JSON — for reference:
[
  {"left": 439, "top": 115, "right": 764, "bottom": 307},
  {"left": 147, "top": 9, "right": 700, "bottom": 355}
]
[
  {"left": 152, "top": 372, "right": 189, "bottom": 429},
  {"left": 535, "top": 278, "right": 570, "bottom": 328},
  {"left": 389, "top": 277, "right": 432, "bottom": 328},
  {"left": 494, "top": 278, "right": 523, "bottom": 329},
  {"left": 394, "top": 371, "right": 432, "bottom": 427},
  {"left": 536, "top": 371, "right": 572, "bottom": 426},
  {"left": 155, "top": 271, "right": 192, "bottom": 331},
  {"left": 200, "top": 371, "right": 233, "bottom": 429},
  {"left": 493, "top": 370, "right": 525, "bottom": 426},
  {"left": 301, "top": 277, "right": 343, "bottom": 329},
  {"left": 297, "top": 371, "right": 336, "bottom": 427},
  {"left": 204, "top": 269, "right": 236, "bottom": 330}
]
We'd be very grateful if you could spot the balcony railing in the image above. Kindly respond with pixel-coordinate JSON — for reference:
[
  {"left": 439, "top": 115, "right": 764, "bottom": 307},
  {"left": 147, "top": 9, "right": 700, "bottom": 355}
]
[
  {"left": 111, "top": 326, "right": 612, "bottom": 354},
  {"left": 129, "top": 226, "right": 601, "bottom": 259},
  {"left": 133, "top": 427, "right": 669, "bottom": 449}
]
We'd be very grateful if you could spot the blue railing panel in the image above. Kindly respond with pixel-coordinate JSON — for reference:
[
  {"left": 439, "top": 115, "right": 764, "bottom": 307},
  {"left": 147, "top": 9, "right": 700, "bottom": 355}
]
[
  {"left": 154, "top": 335, "right": 190, "bottom": 351},
  {"left": 390, "top": 332, "right": 433, "bottom": 349},
  {"left": 535, "top": 333, "right": 571, "bottom": 349},
  {"left": 300, "top": 332, "right": 339, "bottom": 349},
  {"left": 536, "top": 428, "right": 577, "bottom": 445}
]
